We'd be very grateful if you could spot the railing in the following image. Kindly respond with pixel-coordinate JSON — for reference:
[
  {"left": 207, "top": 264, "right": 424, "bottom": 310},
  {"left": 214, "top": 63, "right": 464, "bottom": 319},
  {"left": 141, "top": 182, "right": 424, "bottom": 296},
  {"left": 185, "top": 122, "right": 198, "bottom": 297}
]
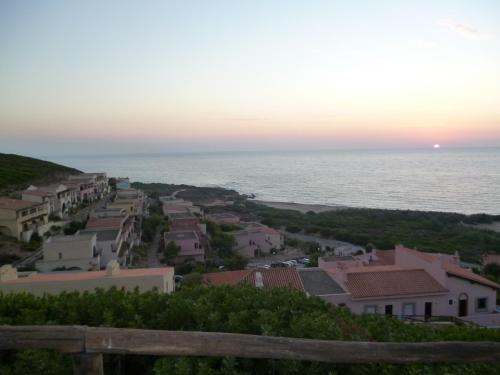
[{"left": 1, "top": 325, "right": 500, "bottom": 375}]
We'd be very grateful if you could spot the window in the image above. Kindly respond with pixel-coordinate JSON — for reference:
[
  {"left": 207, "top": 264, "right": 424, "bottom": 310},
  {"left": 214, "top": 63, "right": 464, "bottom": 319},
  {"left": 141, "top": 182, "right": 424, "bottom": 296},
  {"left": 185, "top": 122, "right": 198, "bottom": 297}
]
[
  {"left": 58, "top": 252, "right": 63, "bottom": 260},
  {"left": 364, "top": 305, "right": 377, "bottom": 314},
  {"left": 475, "top": 297, "right": 488, "bottom": 312},
  {"left": 448, "top": 299, "right": 453, "bottom": 305},
  {"left": 402, "top": 302, "right": 416, "bottom": 316}
]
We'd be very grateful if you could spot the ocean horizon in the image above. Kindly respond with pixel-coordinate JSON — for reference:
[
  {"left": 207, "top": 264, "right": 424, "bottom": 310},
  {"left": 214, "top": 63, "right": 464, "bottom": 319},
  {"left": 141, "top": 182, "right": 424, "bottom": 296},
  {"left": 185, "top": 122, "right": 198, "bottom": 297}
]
[{"left": 45, "top": 147, "right": 500, "bottom": 215}]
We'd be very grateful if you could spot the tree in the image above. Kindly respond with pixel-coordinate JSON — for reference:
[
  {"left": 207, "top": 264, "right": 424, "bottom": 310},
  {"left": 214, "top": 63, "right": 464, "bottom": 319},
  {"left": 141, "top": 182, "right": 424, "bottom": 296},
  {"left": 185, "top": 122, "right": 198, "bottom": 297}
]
[
  {"left": 223, "top": 253, "right": 247, "bottom": 270},
  {"left": 484, "top": 263, "right": 500, "bottom": 278},
  {"left": 163, "top": 241, "right": 180, "bottom": 263},
  {"left": 210, "top": 232, "right": 236, "bottom": 257}
]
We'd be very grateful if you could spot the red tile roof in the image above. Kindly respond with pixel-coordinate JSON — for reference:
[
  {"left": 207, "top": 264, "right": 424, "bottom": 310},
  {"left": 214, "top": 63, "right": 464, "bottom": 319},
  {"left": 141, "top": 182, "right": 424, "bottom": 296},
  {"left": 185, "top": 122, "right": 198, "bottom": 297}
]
[
  {"left": 203, "top": 270, "right": 252, "bottom": 286},
  {"left": 443, "top": 263, "right": 500, "bottom": 289},
  {"left": 0, "top": 198, "right": 39, "bottom": 210},
  {"left": 243, "top": 268, "right": 304, "bottom": 290},
  {"left": 4, "top": 267, "right": 172, "bottom": 284},
  {"left": 86, "top": 217, "right": 124, "bottom": 229},
  {"left": 23, "top": 190, "right": 52, "bottom": 197},
  {"left": 367, "top": 250, "right": 395, "bottom": 266},
  {"left": 204, "top": 268, "right": 304, "bottom": 291},
  {"left": 345, "top": 268, "right": 448, "bottom": 299}
]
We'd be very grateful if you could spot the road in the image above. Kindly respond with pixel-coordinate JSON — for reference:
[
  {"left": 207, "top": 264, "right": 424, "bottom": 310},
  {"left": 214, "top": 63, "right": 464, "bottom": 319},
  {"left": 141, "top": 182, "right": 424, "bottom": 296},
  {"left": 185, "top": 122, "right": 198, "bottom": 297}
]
[
  {"left": 147, "top": 227, "right": 162, "bottom": 267},
  {"left": 283, "top": 231, "right": 365, "bottom": 255}
]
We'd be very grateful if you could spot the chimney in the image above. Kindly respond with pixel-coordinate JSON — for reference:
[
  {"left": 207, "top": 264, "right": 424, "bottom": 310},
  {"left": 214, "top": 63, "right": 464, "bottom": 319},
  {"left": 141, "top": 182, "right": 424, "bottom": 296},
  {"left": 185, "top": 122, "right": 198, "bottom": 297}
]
[
  {"left": 106, "top": 260, "right": 121, "bottom": 276},
  {"left": 255, "top": 271, "right": 264, "bottom": 288},
  {"left": 0, "top": 265, "right": 18, "bottom": 282}
]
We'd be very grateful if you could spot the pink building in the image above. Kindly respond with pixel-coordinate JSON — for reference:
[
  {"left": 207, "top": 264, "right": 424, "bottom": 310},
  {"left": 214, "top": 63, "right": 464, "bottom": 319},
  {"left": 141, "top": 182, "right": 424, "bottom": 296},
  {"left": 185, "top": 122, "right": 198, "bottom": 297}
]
[
  {"left": 301, "top": 245, "right": 500, "bottom": 327},
  {"left": 164, "top": 230, "right": 204, "bottom": 264},
  {"left": 63, "top": 179, "right": 96, "bottom": 202},
  {"left": 233, "top": 222, "right": 284, "bottom": 258}
]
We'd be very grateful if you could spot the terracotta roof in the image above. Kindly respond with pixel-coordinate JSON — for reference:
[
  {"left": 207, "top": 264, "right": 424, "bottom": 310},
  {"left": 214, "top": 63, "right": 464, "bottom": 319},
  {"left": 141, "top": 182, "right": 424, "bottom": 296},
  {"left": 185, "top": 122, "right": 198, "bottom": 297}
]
[
  {"left": 86, "top": 217, "right": 123, "bottom": 229},
  {"left": 23, "top": 190, "right": 52, "bottom": 197},
  {"left": 368, "top": 250, "right": 395, "bottom": 266},
  {"left": 203, "top": 270, "right": 253, "bottom": 286},
  {"left": 443, "top": 263, "right": 500, "bottom": 289},
  {"left": 345, "top": 268, "right": 448, "bottom": 299},
  {"left": 244, "top": 268, "right": 304, "bottom": 290},
  {"left": 204, "top": 268, "right": 304, "bottom": 291},
  {"left": 4, "top": 267, "right": 172, "bottom": 284},
  {"left": 0, "top": 198, "right": 38, "bottom": 210}
]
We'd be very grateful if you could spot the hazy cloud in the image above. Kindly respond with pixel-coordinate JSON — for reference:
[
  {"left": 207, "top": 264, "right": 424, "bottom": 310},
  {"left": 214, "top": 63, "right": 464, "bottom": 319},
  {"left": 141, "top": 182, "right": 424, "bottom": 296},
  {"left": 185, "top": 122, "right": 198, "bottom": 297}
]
[
  {"left": 223, "top": 118, "right": 263, "bottom": 122},
  {"left": 437, "top": 19, "right": 488, "bottom": 40}
]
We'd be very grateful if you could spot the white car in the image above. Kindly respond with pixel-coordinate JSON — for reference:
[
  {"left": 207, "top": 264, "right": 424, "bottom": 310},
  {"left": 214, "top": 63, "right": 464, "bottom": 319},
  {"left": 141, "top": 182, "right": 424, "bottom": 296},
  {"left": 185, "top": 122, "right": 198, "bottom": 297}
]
[{"left": 262, "top": 264, "right": 271, "bottom": 269}]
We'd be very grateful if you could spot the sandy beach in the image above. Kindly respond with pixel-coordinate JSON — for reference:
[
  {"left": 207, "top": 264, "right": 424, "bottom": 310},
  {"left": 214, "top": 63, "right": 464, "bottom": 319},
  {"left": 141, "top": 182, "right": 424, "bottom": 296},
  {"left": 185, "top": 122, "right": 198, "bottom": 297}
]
[{"left": 251, "top": 199, "right": 347, "bottom": 214}]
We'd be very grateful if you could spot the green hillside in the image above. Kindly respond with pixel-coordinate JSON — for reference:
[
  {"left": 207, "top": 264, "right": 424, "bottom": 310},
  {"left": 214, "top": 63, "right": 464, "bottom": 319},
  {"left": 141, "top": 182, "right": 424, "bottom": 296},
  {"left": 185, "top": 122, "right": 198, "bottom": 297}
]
[{"left": 0, "top": 153, "right": 81, "bottom": 193}]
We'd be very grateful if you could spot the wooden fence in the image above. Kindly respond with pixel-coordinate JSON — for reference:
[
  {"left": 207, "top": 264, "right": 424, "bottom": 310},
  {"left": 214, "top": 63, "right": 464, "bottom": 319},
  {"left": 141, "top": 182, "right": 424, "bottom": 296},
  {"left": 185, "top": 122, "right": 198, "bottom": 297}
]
[{"left": 1, "top": 325, "right": 500, "bottom": 375}]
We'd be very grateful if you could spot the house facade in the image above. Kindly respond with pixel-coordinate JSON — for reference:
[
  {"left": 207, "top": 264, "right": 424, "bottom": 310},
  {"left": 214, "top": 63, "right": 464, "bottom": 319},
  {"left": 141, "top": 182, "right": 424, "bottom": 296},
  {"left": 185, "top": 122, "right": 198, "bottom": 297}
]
[
  {"left": 35, "top": 233, "right": 99, "bottom": 272},
  {"left": 0, "top": 262, "right": 175, "bottom": 296},
  {"left": 233, "top": 222, "right": 284, "bottom": 258},
  {"left": 164, "top": 230, "right": 205, "bottom": 264},
  {"left": 0, "top": 198, "right": 49, "bottom": 241},
  {"left": 25, "top": 184, "right": 76, "bottom": 217},
  {"left": 80, "top": 228, "right": 122, "bottom": 267},
  {"left": 307, "top": 246, "right": 499, "bottom": 325}
]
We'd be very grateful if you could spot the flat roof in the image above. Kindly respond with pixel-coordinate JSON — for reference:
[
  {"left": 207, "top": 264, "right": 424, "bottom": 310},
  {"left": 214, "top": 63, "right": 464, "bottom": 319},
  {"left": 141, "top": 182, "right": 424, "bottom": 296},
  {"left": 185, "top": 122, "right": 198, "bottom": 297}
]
[
  {"left": 80, "top": 229, "right": 120, "bottom": 241},
  {"left": 299, "top": 269, "right": 345, "bottom": 295},
  {"left": 165, "top": 231, "right": 197, "bottom": 241},
  {"left": 170, "top": 212, "right": 196, "bottom": 219},
  {"left": 49, "top": 233, "right": 95, "bottom": 243}
]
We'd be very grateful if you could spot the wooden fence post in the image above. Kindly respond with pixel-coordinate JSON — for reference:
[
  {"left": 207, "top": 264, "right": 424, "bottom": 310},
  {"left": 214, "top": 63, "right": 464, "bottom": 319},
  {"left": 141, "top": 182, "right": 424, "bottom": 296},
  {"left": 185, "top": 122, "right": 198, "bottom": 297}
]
[{"left": 72, "top": 353, "right": 104, "bottom": 375}]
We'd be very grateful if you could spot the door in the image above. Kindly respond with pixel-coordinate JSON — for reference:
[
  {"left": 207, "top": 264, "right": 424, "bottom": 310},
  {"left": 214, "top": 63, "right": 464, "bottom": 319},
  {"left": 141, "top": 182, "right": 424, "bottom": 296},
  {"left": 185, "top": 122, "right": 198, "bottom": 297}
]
[
  {"left": 424, "top": 302, "right": 432, "bottom": 320},
  {"left": 385, "top": 305, "right": 393, "bottom": 316},
  {"left": 458, "top": 299, "right": 468, "bottom": 317}
]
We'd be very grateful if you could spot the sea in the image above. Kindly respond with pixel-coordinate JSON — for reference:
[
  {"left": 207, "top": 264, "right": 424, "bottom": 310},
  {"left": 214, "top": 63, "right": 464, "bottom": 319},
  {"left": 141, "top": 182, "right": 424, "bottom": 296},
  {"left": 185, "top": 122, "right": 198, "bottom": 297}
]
[{"left": 45, "top": 148, "right": 500, "bottom": 215}]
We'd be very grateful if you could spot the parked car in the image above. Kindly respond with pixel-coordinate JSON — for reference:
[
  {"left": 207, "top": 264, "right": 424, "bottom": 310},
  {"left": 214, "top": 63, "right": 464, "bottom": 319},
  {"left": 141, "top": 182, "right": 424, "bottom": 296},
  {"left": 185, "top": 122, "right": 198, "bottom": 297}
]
[
  {"left": 288, "top": 260, "right": 298, "bottom": 266},
  {"left": 271, "top": 262, "right": 286, "bottom": 268},
  {"left": 174, "top": 275, "right": 184, "bottom": 283},
  {"left": 262, "top": 264, "right": 271, "bottom": 269}
]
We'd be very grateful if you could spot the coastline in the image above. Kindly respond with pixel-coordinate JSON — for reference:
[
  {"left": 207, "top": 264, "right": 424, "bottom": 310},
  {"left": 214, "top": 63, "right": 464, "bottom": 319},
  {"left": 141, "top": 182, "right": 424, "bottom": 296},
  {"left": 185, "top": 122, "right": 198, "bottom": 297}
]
[{"left": 250, "top": 199, "right": 348, "bottom": 214}]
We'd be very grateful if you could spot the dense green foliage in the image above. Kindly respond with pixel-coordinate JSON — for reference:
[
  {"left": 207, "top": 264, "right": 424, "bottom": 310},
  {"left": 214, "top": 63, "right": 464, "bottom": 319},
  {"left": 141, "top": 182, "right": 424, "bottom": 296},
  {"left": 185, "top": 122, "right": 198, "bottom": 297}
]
[
  {"left": 0, "top": 286, "right": 499, "bottom": 374},
  {"left": 0, "top": 153, "right": 80, "bottom": 193},
  {"left": 63, "top": 220, "right": 86, "bottom": 235},
  {"left": 231, "top": 202, "right": 500, "bottom": 262},
  {"left": 163, "top": 240, "right": 181, "bottom": 263}
]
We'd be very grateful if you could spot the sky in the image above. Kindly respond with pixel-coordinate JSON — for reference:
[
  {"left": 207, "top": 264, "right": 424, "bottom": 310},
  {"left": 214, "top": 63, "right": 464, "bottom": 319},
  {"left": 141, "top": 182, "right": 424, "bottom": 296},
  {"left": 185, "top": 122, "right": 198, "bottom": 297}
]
[{"left": 1, "top": 0, "right": 500, "bottom": 156}]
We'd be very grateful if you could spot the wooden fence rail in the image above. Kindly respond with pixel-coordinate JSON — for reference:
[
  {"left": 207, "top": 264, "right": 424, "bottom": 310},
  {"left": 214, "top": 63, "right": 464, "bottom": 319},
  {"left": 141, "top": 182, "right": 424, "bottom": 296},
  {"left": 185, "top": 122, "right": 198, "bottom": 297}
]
[{"left": 1, "top": 325, "right": 500, "bottom": 375}]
